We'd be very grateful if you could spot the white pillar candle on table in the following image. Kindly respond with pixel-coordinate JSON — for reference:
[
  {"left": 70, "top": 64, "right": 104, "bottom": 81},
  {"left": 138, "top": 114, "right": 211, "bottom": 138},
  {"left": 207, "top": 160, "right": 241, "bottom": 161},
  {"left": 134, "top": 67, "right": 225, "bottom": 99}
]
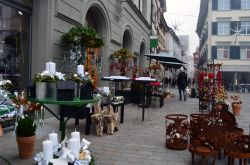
[
  {"left": 69, "top": 138, "right": 80, "bottom": 159},
  {"left": 48, "top": 132, "right": 58, "bottom": 152},
  {"left": 43, "top": 139, "right": 53, "bottom": 162},
  {"left": 71, "top": 130, "right": 80, "bottom": 148},
  {"left": 46, "top": 61, "right": 56, "bottom": 74},
  {"left": 77, "top": 65, "right": 84, "bottom": 77}
]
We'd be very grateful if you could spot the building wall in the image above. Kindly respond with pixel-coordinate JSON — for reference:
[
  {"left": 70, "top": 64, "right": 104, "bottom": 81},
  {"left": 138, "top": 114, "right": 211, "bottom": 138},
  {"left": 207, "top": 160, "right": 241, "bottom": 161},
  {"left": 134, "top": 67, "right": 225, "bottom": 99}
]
[
  {"left": 197, "top": 0, "right": 250, "bottom": 87},
  {"left": 32, "top": 0, "right": 151, "bottom": 79}
]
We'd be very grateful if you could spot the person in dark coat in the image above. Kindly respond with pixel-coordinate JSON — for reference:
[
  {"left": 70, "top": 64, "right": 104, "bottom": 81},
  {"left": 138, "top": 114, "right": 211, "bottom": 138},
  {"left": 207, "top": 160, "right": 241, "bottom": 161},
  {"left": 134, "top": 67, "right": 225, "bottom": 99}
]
[{"left": 177, "top": 67, "right": 188, "bottom": 101}]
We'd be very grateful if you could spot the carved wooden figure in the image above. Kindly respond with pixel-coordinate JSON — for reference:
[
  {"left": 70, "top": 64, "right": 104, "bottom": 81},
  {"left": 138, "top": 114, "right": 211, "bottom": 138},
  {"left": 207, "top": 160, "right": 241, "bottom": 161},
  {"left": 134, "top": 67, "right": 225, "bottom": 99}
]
[
  {"left": 103, "top": 105, "right": 119, "bottom": 135},
  {"left": 91, "top": 102, "right": 105, "bottom": 136}
]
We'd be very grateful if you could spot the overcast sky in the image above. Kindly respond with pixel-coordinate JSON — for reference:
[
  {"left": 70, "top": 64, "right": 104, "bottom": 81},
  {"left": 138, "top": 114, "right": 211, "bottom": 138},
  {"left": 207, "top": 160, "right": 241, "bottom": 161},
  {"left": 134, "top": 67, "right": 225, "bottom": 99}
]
[{"left": 164, "top": 0, "right": 200, "bottom": 55}]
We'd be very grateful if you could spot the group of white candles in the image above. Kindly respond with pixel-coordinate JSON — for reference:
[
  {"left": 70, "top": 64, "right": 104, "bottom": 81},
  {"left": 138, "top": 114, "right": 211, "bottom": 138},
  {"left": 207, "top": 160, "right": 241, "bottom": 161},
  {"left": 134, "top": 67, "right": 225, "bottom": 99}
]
[
  {"left": 42, "top": 130, "right": 81, "bottom": 162},
  {"left": 46, "top": 61, "right": 84, "bottom": 77}
]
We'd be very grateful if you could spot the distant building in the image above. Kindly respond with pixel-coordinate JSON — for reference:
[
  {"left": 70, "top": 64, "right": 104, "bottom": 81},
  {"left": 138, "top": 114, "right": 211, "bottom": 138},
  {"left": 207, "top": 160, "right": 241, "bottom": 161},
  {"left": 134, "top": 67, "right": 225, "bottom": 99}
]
[
  {"left": 193, "top": 49, "right": 200, "bottom": 69},
  {"left": 178, "top": 35, "right": 189, "bottom": 56},
  {"left": 196, "top": 0, "right": 250, "bottom": 88}
]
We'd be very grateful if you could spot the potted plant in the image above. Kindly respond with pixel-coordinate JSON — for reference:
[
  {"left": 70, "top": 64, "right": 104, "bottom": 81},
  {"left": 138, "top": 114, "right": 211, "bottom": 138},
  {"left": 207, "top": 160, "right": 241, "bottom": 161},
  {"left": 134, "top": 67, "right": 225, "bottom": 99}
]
[
  {"left": 231, "top": 95, "right": 242, "bottom": 116},
  {"left": 16, "top": 116, "right": 37, "bottom": 159}
]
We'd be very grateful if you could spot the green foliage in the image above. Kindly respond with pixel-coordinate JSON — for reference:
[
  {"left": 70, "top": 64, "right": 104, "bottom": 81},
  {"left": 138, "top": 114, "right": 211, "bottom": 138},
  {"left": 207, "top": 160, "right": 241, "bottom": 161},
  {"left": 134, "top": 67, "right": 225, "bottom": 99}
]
[
  {"left": 33, "top": 73, "right": 59, "bottom": 83},
  {"left": 16, "top": 116, "right": 36, "bottom": 137},
  {"left": 111, "top": 48, "right": 134, "bottom": 60},
  {"left": 61, "top": 26, "right": 104, "bottom": 48}
]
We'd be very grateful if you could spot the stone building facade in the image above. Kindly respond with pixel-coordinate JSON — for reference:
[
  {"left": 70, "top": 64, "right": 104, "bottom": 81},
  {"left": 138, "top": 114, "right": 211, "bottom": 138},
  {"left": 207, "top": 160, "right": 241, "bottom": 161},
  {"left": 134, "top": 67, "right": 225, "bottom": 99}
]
[
  {"left": 0, "top": 0, "right": 151, "bottom": 89},
  {"left": 197, "top": 0, "right": 250, "bottom": 88}
]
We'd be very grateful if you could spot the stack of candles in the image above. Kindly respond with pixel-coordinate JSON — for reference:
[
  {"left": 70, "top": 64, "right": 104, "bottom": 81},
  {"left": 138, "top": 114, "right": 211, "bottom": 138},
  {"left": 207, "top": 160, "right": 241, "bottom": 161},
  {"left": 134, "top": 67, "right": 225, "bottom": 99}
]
[
  {"left": 42, "top": 130, "right": 82, "bottom": 161},
  {"left": 69, "top": 130, "right": 81, "bottom": 159},
  {"left": 46, "top": 60, "right": 56, "bottom": 74}
]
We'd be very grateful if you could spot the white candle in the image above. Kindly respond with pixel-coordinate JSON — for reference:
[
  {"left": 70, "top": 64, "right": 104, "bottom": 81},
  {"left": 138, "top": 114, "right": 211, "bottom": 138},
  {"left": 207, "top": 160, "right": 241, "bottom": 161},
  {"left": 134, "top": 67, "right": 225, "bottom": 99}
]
[
  {"left": 69, "top": 138, "right": 80, "bottom": 159},
  {"left": 43, "top": 140, "right": 53, "bottom": 162},
  {"left": 48, "top": 132, "right": 58, "bottom": 153},
  {"left": 46, "top": 61, "right": 56, "bottom": 74},
  {"left": 71, "top": 131, "right": 80, "bottom": 148},
  {"left": 77, "top": 65, "right": 84, "bottom": 77}
]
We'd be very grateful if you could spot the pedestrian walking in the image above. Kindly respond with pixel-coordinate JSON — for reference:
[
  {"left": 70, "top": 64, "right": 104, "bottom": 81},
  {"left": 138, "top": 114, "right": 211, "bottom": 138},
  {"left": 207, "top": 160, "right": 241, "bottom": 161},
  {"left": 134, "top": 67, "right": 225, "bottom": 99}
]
[{"left": 177, "top": 67, "right": 188, "bottom": 101}]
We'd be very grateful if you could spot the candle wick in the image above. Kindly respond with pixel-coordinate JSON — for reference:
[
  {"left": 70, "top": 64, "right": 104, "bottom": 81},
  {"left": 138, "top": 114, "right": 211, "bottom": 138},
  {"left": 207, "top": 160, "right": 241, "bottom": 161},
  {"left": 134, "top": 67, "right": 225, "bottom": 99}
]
[{"left": 75, "top": 128, "right": 76, "bottom": 132}]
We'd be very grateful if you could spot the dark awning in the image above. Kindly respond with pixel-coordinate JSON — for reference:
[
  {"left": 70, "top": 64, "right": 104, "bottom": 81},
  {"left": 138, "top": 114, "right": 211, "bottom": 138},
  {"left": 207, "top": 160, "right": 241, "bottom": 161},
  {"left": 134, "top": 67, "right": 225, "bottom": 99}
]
[
  {"left": 144, "top": 53, "right": 186, "bottom": 64},
  {"left": 159, "top": 61, "right": 186, "bottom": 69}
]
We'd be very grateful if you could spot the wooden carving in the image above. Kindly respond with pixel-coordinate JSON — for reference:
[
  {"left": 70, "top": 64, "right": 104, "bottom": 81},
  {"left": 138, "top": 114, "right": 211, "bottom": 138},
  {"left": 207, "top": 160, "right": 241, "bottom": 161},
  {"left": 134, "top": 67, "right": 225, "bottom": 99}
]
[
  {"left": 91, "top": 102, "right": 104, "bottom": 136},
  {"left": 103, "top": 105, "right": 119, "bottom": 135}
]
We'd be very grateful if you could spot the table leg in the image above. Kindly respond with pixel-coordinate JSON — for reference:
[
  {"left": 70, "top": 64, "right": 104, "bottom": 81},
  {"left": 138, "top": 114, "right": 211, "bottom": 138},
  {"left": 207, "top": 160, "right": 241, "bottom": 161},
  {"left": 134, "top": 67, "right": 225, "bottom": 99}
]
[
  {"left": 239, "top": 158, "right": 242, "bottom": 165},
  {"left": 243, "top": 158, "right": 247, "bottom": 165},
  {"left": 142, "top": 83, "right": 145, "bottom": 121},
  {"left": 201, "top": 156, "right": 206, "bottom": 165},
  {"left": 191, "top": 153, "right": 195, "bottom": 164},
  {"left": 120, "top": 104, "right": 124, "bottom": 123},
  {"left": 85, "top": 107, "right": 91, "bottom": 135}
]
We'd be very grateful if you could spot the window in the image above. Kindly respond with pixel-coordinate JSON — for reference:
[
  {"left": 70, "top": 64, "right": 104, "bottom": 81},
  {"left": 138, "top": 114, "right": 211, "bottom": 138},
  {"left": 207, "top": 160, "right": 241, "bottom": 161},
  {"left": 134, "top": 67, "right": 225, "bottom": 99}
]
[
  {"left": 0, "top": 4, "right": 31, "bottom": 90},
  {"left": 217, "top": 46, "right": 229, "bottom": 59},
  {"left": 240, "top": 45, "right": 250, "bottom": 59},
  {"left": 218, "top": 22, "right": 230, "bottom": 35},
  {"left": 240, "top": 21, "right": 250, "bottom": 35},
  {"left": 241, "top": 0, "right": 250, "bottom": 9},
  {"left": 218, "top": 0, "right": 230, "bottom": 10}
]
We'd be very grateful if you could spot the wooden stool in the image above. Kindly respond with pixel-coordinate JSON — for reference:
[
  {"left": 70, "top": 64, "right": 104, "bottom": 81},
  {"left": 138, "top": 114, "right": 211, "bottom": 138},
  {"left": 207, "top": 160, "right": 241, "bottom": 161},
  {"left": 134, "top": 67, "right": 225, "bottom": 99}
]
[{"left": 189, "top": 144, "right": 218, "bottom": 165}]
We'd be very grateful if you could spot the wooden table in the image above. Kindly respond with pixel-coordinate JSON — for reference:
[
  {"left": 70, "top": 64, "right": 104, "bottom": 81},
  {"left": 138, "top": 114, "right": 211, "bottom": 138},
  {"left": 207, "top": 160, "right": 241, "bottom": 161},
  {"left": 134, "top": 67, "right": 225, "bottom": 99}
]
[
  {"left": 28, "top": 97, "right": 99, "bottom": 141},
  {"left": 133, "top": 78, "right": 156, "bottom": 121}
]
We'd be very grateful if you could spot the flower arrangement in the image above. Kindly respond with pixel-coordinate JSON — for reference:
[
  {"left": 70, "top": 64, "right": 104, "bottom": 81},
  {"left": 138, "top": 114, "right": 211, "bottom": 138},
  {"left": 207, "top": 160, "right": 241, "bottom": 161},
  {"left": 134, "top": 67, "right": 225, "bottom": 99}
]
[
  {"left": 214, "top": 85, "right": 228, "bottom": 104},
  {"left": 110, "top": 48, "right": 135, "bottom": 76},
  {"left": 149, "top": 62, "right": 161, "bottom": 70},
  {"left": 68, "top": 73, "right": 94, "bottom": 86},
  {"left": 0, "top": 79, "right": 13, "bottom": 91},
  {"left": 33, "top": 71, "right": 60, "bottom": 83},
  {"left": 231, "top": 95, "right": 242, "bottom": 105}
]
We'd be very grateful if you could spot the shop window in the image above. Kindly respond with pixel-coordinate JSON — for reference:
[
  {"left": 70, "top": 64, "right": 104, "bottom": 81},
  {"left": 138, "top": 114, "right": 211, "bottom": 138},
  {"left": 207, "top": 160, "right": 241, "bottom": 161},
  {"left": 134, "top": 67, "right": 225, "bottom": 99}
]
[
  {"left": 0, "top": 3, "right": 31, "bottom": 90},
  {"left": 218, "top": 0, "right": 230, "bottom": 10},
  {"left": 217, "top": 46, "right": 229, "bottom": 59},
  {"left": 240, "top": 45, "right": 250, "bottom": 59}
]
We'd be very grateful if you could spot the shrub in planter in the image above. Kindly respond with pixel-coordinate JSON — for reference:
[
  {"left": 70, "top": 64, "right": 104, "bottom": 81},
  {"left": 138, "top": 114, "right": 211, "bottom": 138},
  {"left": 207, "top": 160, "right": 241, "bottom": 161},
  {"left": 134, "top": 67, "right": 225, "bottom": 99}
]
[{"left": 16, "top": 116, "right": 36, "bottom": 159}]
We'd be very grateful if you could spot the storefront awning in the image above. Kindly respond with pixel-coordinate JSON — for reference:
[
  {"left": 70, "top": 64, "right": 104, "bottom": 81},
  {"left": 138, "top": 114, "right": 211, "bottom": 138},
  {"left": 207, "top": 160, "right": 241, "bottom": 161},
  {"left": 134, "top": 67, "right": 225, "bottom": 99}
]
[
  {"left": 159, "top": 61, "right": 186, "bottom": 69},
  {"left": 144, "top": 53, "right": 186, "bottom": 64}
]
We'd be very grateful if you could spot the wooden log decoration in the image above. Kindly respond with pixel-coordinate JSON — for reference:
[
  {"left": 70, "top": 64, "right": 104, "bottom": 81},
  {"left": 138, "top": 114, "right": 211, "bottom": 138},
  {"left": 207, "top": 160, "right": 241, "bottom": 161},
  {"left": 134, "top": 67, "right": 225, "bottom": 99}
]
[
  {"left": 103, "top": 105, "right": 119, "bottom": 135},
  {"left": 91, "top": 102, "right": 104, "bottom": 136}
]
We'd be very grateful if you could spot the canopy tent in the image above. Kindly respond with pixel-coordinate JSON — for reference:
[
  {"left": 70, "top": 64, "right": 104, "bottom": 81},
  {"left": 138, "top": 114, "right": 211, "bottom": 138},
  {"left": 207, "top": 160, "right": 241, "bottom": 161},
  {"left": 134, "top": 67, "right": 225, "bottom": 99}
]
[
  {"left": 159, "top": 61, "right": 187, "bottom": 69},
  {"left": 144, "top": 52, "right": 186, "bottom": 64}
]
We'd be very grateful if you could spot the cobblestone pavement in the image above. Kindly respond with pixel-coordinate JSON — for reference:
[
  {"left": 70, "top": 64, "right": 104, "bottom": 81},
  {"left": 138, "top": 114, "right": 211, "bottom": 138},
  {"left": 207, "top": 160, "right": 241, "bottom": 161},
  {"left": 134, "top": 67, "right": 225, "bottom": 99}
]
[{"left": 1, "top": 89, "right": 250, "bottom": 165}]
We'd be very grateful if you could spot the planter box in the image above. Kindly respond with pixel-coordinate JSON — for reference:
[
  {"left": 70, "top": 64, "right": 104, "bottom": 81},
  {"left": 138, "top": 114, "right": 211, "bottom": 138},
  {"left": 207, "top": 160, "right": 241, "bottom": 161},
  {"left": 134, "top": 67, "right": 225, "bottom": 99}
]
[
  {"left": 56, "top": 80, "right": 75, "bottom": 101},
  {"left": 80, "top": 82, "right": 93, "bottom": 100},
  {"left": 36, "top": 82, "right": 57, "bottom": 100}
]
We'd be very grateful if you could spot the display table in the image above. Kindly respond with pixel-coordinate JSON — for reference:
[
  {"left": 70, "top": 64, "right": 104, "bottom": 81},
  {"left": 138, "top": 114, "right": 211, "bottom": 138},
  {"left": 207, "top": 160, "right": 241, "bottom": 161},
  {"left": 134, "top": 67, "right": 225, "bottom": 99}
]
[
  {"left": 101, "top": 76, "right": 131, "bottom": 95},
  {"left": 133, "top": 77, "right": 156, "bottom": 121},
  {"left": 28, "top": 98, "right": 99, "bottom": 141}
]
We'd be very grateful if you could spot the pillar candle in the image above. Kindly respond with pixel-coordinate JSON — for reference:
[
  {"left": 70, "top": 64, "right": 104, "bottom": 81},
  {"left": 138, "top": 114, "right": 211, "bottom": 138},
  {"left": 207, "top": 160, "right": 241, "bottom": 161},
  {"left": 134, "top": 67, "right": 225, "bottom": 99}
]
[
  {"left": 43, "top": 140, "right": 53, "bottom": 162},
  {"left": 69, "top": 138, "right": 80, "bottom": 159},
  {"left": 46, "top": 62, "right": 56, "bottom": 74},
  {"left": 48, "top": 132, "right": 58, "bottom": 152},
  {"left": 71, "top": 131, "right": 80, "bottom": 148},
  {"left": 77, "top": 65, "right": 84, "bottom": 77}
]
